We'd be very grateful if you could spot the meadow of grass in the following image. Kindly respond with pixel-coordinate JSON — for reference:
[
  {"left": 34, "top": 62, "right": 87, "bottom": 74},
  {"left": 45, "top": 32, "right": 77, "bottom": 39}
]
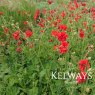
[{"left": 0, "top": 0, "right": 95, "bottom": 95}]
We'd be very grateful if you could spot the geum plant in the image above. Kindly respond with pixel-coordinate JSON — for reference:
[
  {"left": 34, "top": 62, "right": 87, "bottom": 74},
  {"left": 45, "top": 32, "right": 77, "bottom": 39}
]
[{"left": 0, "top": 0, "right": 95, "bottom": 95}]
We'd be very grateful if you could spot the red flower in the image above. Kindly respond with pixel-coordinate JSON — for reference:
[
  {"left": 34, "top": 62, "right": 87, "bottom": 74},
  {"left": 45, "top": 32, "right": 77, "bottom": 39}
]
[
  {"left": 38, "top": 18, "right": 45, "bottom": 28},
  {"left": 48, "top": 0, "right": 53, "bottom": 4},
  {"left": 34, "top": 9, "right": 40, "bottom": 20},
  {"left": 38, "top": 22, "right": 44, "bottom": 28},
  {"left": 92, "top": 24, "right": 95, "bottom": 27},
  {"left": 51, "top": 30, "right": 59, "bottom": 38},
  {"left": 69, "top": 6, "right": 76, "bottom": 11},
  {"left": 59, "top": 41, "right": 69, "bottom": 54},
  {"left": 61, "top": 11, "right": 66, "bottom": 18},
  {"left": 17, "top": 40, "right": 22, "bottom": 46},
  {"left": 23, "top": 21, "right": 28, "bottom": 25},
  {"left": 76, "top": 72, "right": 87, "bottom": 84},
  {"left": 49, "top": 10, "right": 56, "bottom": 15},
  {"left": 16, "top": 47, "right": 22, "bottom": 53},
  {"left": 74, "top": 0, "right": 79, "bottom": 9},
  {"left": 61, "top": 41, "right": 69, "bottom": 47},
  {"left": 13, "top": 31, "right": 20, "bottom": 40},
  {"left": 59, "top": 24, "right": 67, "bottom": 31},
  {"left": 81, "top": 2, "right": 86, "bottom": 7},
  {"left": 79, "top": 29, "right": 85, "bottom": 39},
  {"left": 79, "top": 59, "right": 90, "bottom": 72},
  {"left": 53, "top": 45, "right": 58, "bottom": 50},
  {"left": 57, "top": 19, "right": 62, "bottom": 23},
  {"left": 29, "top": 43, "right": 34, "bottom": 48},
  {"left": 40, "top": 30, "right": 44, "bottom": 33},
  {"left": 42, "top": 8, "right": 47, "bottom": 15},
  {"left": 49, "top": 38, "right": 53, "bottom": 42},
  {"left": 0, "top": 12, "right": 4, "bottom": 15},
  {"left": 83, "top": 22, "right": 87, "bottom": 27},
  {"left": 75, "top": 14, "right": 81, "bottom": 22},
  {"left": 25, "top": 30, "right": 33, "bottom": 38},
  {"left": 52, "top": 21, "right": 58, "bottom": 27},
  {"left": 90, "top": 7, "right": 95, "bottom": 13},
  {"left": 59, "top": 46, "right": 68, "bottom": 54},
  {"left": 81, "top": 7, "right": 88, "bottom": 14},
  {"left": 57, "top": 32, "right": 68, "bottom": 42},
  {"left": 4, "top": 27, "right": 9, "bottom": 34},
  {"left": 47, "top": 16, "right": 52, "bottom": 21}
]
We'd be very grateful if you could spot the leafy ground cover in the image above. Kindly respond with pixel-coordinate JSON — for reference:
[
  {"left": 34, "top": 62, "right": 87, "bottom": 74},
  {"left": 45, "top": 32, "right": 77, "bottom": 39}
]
[{"left": 0, "top": 0, "right": 95, "bottom": 95}]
